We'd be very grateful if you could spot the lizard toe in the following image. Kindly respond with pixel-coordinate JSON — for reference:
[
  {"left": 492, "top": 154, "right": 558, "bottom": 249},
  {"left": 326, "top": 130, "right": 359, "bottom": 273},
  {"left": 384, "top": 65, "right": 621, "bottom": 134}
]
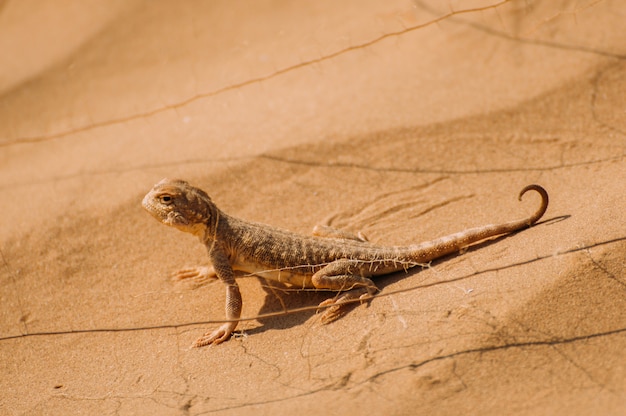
[
  {"left": 317, "top": 287, "right": 373, "bottom": 324},
  {"left": 320, "top": 305, "right": 344, "bottom": 324},
  {"left": 172, "top": 266, "right": 217, "bottom": 288}
]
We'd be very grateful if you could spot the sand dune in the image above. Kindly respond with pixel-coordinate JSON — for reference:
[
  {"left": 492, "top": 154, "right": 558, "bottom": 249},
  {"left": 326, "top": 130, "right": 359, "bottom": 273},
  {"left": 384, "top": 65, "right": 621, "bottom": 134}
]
[{"left": 1, "top": 1, "right": 625, "bottom": 414}]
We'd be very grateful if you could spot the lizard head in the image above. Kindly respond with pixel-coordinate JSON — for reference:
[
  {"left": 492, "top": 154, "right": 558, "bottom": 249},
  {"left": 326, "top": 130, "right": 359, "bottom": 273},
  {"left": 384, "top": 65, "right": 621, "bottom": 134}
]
[{"left": 142, "top": 178, "right": 215, "bottom": 237}]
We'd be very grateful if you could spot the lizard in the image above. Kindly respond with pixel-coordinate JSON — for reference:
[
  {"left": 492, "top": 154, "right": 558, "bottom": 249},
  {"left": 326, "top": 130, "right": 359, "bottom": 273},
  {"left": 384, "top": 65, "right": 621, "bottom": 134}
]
[{"left": 142, "top": 178, "right": 548, "bottom": 347}]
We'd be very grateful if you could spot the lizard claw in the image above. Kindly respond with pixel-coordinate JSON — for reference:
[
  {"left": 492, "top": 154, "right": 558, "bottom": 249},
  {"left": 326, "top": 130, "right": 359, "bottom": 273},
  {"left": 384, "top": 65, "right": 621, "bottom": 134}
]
[{"left": 191, "top": 322, "right": 236, "bottom": 348}]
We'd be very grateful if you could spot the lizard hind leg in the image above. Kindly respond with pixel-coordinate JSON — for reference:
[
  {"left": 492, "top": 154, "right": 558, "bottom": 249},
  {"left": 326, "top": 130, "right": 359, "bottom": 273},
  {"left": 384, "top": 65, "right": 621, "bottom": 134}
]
[
  {"left": 312, "top": 259, "right": 379, "bottom": 323},
  {"left": 312, "top": 225, "right": 369, "bottom": 243}
]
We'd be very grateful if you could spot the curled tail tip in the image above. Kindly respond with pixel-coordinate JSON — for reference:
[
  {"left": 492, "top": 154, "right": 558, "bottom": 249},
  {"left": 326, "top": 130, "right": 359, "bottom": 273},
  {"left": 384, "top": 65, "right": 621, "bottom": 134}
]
[{"left": 518, "top": 184, "right": 549, "bottom": 225}]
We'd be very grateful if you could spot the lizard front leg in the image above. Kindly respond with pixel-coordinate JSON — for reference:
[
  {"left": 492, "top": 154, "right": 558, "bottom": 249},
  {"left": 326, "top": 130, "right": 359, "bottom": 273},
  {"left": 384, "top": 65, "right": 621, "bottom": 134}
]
[
  {"left": 311, "top": 259, "right": 379, "bottom": 323},
  {"left": 192, "top": 245, "right": 242, "bottom": 347}
]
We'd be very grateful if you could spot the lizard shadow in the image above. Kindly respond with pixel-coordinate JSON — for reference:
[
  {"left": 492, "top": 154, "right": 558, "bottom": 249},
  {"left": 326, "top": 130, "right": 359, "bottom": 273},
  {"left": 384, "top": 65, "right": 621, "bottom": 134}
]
[
  {"left": 244, "top": 215, "right": 569, "bottom": 336},
  {"left": 243, "top": 278, "right": 330, "bottom": 336},
  {"left": 377, "top": 215, "right": 570, "bottom": 290}
]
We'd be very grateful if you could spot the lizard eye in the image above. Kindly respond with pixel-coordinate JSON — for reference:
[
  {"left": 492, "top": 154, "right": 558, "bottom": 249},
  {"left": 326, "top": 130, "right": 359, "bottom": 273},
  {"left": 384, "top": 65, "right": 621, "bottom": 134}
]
[{"left": 160, "top": 195, "right": 173, "bottom": 204}]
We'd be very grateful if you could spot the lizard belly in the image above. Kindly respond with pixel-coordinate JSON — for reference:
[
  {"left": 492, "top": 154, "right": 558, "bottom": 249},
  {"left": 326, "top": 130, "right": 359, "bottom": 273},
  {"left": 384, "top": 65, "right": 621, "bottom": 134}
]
[{"left": 231, "top": 257, "right": 315, "bottom": 289}]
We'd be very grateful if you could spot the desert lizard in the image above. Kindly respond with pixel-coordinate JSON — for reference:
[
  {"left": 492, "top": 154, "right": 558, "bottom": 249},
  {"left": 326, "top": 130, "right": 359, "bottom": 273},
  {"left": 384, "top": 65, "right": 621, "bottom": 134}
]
[{"left": 142, "top": 179, "right": 548, "bottom": 347}]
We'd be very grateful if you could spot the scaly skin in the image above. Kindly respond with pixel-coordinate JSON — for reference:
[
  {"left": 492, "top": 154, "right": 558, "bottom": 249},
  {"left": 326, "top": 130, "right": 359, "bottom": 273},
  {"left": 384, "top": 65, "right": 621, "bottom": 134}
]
[{"left": 142, "top": 179, "right": 548, "bottom": 347}]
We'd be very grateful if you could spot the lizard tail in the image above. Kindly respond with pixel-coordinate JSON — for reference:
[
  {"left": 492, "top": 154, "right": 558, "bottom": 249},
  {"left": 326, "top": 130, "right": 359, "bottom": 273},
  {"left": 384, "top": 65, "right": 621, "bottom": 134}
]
[
  {"left": 518, "top": 184, "right": 549, "bottom": 226},
  {"left": 408, "top": 184, "right": 549, "bottom": 263}
]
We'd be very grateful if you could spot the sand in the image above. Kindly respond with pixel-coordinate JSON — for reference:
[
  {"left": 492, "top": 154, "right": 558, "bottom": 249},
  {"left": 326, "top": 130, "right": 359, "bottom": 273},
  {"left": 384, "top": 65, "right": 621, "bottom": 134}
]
[{"left": 1, "top": 1, "right": 625, "bottom": 414}]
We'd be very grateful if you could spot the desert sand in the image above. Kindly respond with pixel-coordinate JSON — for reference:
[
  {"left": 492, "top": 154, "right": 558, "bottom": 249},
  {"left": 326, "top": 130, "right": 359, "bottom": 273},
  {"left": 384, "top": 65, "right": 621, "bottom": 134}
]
[{"left": 1, "top": 1, "right": 625, "bottom": 414}]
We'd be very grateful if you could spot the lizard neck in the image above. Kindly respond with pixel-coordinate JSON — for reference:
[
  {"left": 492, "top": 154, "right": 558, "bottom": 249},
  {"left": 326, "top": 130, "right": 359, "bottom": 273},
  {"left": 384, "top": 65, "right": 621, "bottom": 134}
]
[{"left": 200, "top": 202, "right": 227, "bottom": 245}]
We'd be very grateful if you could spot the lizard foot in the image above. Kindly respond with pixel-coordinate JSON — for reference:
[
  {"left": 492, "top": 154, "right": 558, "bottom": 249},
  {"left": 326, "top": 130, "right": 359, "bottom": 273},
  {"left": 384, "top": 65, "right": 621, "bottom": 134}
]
[
  {"left": 172, "top": 266, "right": 217, "bottom": 288},
  {"left": 318, "top": 288, "right": 373, "bottom": 324},
  {"left": 191, "top": 322, "right": 236, "bottom": 348}
]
